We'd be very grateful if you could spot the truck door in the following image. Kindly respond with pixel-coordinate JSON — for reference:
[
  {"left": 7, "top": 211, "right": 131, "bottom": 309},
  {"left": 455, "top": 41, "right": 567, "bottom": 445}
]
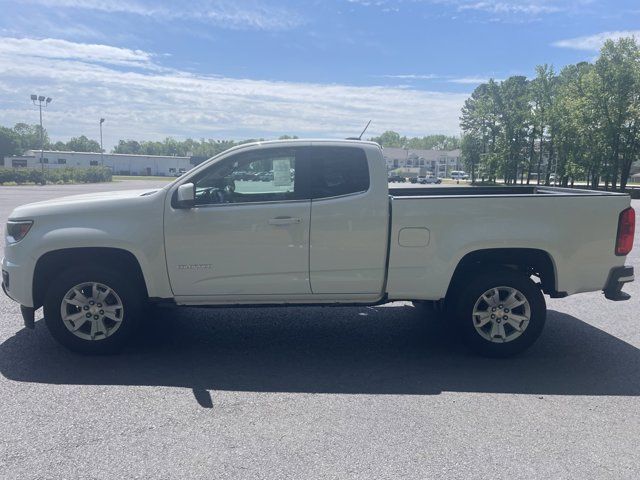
[
  {"left": 164, "top": 146, "right": 312, "bottom": 297},
  {"left": 309, "top": 145, "right": 389, "bottom": 294}
]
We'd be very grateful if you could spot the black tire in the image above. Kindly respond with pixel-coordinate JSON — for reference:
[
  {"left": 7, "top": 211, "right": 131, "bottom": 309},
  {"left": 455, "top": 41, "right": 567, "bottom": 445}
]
[
  {"left": 451, "top": 270, "right": 546, "bottom": 357},
  {"left": 44, "top": 265, "right": 144, "bottom": 354}
]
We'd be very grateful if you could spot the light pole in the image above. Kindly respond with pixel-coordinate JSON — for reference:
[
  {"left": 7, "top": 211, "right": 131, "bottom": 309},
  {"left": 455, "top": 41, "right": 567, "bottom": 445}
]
[
  {"left": 30, "top": 94, "right": 52, "bottom": 172},
  {"left": 99, "top": 118, "right": 105, "bottom": 165}
]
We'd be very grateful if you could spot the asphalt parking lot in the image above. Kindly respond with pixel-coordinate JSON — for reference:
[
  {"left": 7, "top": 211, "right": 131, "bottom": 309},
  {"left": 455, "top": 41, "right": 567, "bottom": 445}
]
[{"left": 1, "top": 180, "right": 639, "bottom": 479}]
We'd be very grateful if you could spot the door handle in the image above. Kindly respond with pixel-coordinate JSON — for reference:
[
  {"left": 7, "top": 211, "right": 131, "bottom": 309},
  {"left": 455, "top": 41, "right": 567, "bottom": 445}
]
[{"left": 268, "top": 216, "right": 302, "bottom": 225}]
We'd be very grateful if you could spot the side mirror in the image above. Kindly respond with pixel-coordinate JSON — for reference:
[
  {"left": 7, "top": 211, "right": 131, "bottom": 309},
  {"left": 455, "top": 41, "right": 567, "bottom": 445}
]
[{"left": 176, "top": 183, "right": 195, "bottom": 208}]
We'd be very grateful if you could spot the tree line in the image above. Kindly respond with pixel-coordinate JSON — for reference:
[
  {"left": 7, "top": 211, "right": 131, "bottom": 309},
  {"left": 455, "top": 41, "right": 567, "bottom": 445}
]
[
  {"left": 1, "top": 121, "right": 461, "bottom": 162},
  {"left": 111, "top": 137, "right": 285, "bottom": 158},
  {"left": 0, "top": 125, "right": 300, "bottom": 160},
  {"left": 368, "top": 131, "right": 461, "bottom": 150},
  {"left": 0, "top": 123, "right": 102, "bottom": 156},
  {"left": 460, "top": 37, "right": 640, "bottom": 190}
]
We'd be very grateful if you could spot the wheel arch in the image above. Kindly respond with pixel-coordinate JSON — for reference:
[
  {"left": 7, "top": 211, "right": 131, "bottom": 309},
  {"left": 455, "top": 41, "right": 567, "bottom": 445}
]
[
  {"left": 445, "top": 248, "right": 560, "bottom": 303},
  {"left": 33, "top": 247, "right": 149, "bottom": 308}
]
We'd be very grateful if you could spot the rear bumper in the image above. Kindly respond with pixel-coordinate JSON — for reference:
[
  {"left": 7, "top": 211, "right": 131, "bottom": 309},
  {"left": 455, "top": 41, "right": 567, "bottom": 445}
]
[{"left": 603, "top": 266, "right": 634, "bottom": 301}]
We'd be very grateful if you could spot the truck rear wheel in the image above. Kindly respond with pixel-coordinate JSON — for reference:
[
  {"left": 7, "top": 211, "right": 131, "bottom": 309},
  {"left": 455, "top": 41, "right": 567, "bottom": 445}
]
[
  {"left": 44, "top": 266, "right": 143, "bottom": 354},
  {"left": 452, "top": 270, "right": 546, "bottom": 357}
]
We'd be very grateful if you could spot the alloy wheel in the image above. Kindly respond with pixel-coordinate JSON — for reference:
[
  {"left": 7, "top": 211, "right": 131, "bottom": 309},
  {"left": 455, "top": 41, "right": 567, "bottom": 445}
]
[
  {"left": 60, "top": 282, "right": 124, "bottom": 341},
  {"left": 471, "top": 286, "right": 531, "bottom": 343}
]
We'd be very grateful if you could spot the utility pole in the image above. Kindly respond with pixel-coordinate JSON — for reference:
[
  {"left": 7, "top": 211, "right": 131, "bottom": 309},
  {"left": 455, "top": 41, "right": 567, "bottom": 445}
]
[
  {"left": 100, "top": 118, "right": 105, "bottom": 165},
  {"left": 30, "top": 94, "right": 52, "bottom": 172}
]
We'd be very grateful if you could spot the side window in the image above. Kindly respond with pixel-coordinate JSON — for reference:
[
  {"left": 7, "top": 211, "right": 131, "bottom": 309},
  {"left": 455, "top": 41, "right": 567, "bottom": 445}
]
[
  {"left": 193, "top": 148, "right": 302, "bottom": 205},
  {"left": 310, "top": 147, "right": 369, "bottom": 199}
]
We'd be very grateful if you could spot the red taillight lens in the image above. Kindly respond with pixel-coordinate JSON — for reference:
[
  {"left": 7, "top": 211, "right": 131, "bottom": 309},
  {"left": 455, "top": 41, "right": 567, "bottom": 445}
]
[{"left": 616, "top": 207, "right": 635, "bottom": 256}]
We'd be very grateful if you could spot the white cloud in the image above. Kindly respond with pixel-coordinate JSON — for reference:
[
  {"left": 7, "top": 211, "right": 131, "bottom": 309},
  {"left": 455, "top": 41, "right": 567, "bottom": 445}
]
[
  {"left": 17, "top": 0, "right": 304, "bottom": 31},
  {"left": 347, "top": 0, "right": 389, "bottom": 5},
  {"left": 552, "top": 30, "right": 640, "bottom": 51},
  {"left": 0, "top": 37, "right": 467, "bottom": 147},
  {"left": 0, "top": 37, "right": 157, "bottom": 69},
  {"left": 348, "top": 0, "right": 571, "bottom": 17},
  {"left": 455, "top": 1, "right": 563, "bottom": 15},
  {"left": 377, "top": 74, "right": 441, "bottom": 80}
]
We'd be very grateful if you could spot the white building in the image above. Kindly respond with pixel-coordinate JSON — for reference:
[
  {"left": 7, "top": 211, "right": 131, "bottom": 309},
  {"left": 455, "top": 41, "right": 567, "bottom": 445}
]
[
  {"left": 383, "top": 147, "right": 462, "bottom": 177},
  {"left": 2, "top": 150, "right": 195, "bottom": 176}
]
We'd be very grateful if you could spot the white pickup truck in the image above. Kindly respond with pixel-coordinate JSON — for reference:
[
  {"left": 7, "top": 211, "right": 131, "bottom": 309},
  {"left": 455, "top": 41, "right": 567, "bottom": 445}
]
[{"left": 2, "top": 139, "right": 636, "bottom": 356}]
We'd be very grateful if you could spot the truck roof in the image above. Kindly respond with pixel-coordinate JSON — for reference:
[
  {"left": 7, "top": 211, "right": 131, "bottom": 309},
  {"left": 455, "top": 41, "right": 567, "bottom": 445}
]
[
  {"left": 216, "top": 138, "right": 382, "bottom": 157},
  {"left": 256, "top": 138, "right": 380, "bottom": 147}
]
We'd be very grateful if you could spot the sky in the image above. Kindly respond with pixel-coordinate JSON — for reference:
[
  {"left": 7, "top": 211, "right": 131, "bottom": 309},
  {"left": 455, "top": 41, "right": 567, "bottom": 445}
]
[{"left": 0, "top": 0, "right": 639, "bottom": 148}]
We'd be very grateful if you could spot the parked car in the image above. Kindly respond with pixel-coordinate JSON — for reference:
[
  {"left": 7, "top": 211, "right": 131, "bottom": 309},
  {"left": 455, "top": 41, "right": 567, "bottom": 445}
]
[
  {"left": 451, "top": 170, "right": 469, "bottom": 180},
  {"left": 258, "top": 171, "right": 274, "bottom": 182},
  {"left": 423, "top": 175, "right": 442, "bottom": 184},
  {"left": 235, "top": 171, "right": 259, "bottom": 181},
  {"left": 2, "top": 139, "right": 635, "bottom": 357},
  {"left": 388, "top": 175, "right": 406, "bottom": 183},
  {"left": 413, "top": 175, "right": 441, "bottom": 184},
  {"left": 529, "top": 173, "right": 557, "bottom": 184}
]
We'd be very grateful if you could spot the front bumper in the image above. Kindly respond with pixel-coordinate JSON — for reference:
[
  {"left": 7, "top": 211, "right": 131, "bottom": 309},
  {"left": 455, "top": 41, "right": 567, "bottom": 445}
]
[
  {"left": 1, "top": 267, "right": 16, "bottom": 302},
  {"left": 2, "top": 256, "right": 34, "bottom": 307},
  {"left": 603, "top": 266, "right": 634, "bottom": 301},
  {"left": 2, "top": 282, "right": 36, "bottom": 330},
  {"left": 2, "top": 258, "right": 36, "bottom": 329}
]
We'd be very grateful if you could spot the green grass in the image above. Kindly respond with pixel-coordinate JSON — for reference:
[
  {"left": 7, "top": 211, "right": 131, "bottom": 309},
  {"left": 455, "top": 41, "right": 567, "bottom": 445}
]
[
  {"left": 113, "top": 175, "right": 174, "bottom": 181},
  {"left": 470, "top": 181, "right": 501, "bottom": 186},
  {"left": 440, "top": 178, "right": 471, "bottom": 185}
]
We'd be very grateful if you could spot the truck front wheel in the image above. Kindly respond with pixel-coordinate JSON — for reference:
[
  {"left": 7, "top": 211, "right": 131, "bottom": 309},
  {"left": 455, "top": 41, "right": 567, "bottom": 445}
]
[
  {"left": 452, "top": 270, "right": 546, "bottom": 357},
  {"left": 43, "top": 266, "right": 143, "bottom": 354}
]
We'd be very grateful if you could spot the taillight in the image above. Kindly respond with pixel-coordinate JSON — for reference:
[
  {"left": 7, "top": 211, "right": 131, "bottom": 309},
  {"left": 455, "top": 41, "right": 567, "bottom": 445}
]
[{"left": 615, "top": 207, "right": 635, "bottom": 256}]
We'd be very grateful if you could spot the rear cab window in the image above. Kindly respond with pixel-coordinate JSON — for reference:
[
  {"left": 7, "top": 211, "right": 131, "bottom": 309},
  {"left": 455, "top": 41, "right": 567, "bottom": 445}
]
[{"left": 310, "top": 146, "right": 370, "bottom": 199}]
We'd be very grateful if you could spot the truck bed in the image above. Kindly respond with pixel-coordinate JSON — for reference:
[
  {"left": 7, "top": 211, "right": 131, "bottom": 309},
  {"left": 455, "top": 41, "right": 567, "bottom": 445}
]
[
  {"left": 385, "top": 185, "right": 631, "bottom": 301},
  {"left": 389, "top": 185, "right": 627, "bottom": 197}
]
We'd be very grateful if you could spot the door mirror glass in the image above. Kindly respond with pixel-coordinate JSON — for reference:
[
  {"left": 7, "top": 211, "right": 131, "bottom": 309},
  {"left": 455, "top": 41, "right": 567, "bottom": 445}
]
[{"left": 176, "top": 183, "right": 195, "bottom": 207}]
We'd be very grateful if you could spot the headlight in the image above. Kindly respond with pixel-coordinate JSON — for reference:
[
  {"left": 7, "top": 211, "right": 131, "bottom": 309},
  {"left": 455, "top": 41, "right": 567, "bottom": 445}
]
[{"left": 6, "top": 220, "right": 33, "bottom": 244}]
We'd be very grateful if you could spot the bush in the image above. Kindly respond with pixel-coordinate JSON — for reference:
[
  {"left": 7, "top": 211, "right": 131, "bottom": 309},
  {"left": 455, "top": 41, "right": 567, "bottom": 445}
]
[
  {"left": 12, "top": 169, "right": 29, "bottom": 185},
  {"left": 0, "top": 169, "right": 13, "bottom": 184},
  {"left": 28, "top": 170, "right": 45, "bottom": 185},
  {"left": 0, "top": 167, "right": 112, "bottom": 185}
]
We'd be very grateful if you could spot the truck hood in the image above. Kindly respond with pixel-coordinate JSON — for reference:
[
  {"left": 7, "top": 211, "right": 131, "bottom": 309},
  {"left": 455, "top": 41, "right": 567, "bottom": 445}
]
[{"left": 9, "top": 189, "right": 162, "bottom": 219}]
